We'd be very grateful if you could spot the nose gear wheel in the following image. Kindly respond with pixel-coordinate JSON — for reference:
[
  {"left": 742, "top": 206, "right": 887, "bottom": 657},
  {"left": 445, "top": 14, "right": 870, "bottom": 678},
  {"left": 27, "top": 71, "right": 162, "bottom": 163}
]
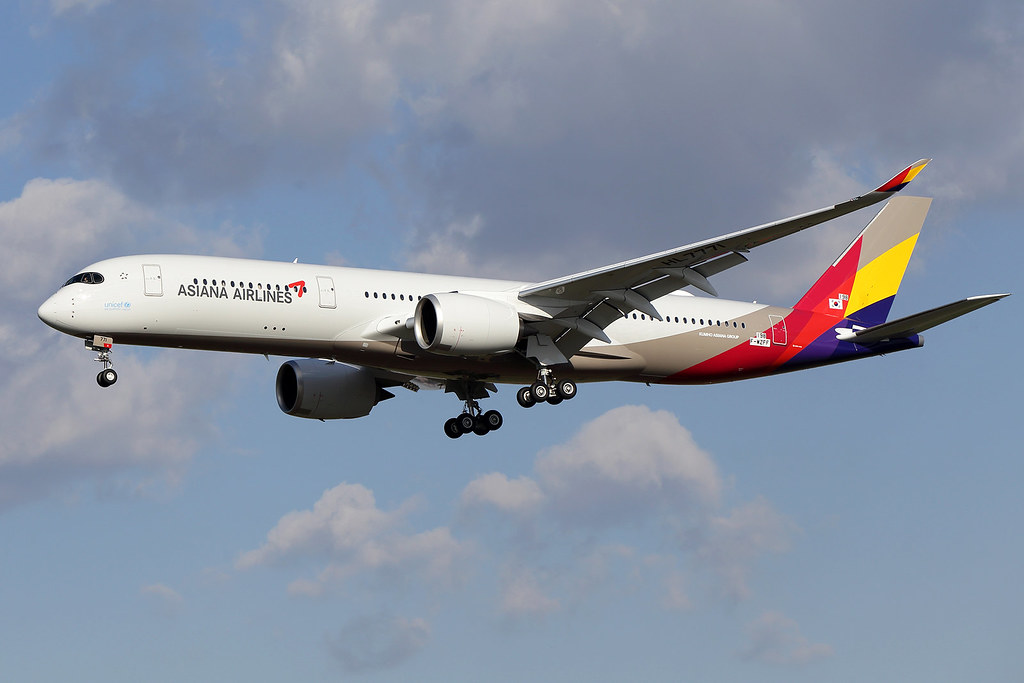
[{"left": 87, "top": 336, "right": 118, "bottom": 387}]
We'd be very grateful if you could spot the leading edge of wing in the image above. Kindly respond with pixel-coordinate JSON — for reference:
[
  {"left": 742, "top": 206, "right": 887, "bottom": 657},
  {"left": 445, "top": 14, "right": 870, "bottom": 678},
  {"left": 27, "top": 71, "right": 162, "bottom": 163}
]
[{"left": 519, "top": 159, "right": 931, "bottom": 302}]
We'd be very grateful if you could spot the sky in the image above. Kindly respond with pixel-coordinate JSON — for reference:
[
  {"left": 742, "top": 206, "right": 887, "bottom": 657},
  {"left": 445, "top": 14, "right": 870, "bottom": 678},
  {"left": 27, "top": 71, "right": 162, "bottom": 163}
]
[{"left": 1, "top": 1, "right": 1021, "bottom": 680}]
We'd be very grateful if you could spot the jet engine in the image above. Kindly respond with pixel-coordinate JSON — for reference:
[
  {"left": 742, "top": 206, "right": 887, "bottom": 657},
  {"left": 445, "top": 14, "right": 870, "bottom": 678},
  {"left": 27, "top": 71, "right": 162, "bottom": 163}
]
[
  {"left": 276, "top": 359, "right": 392, "bottom": 420},
  {"left": 413, "top": 293, "right": 521, "bottom": 355}
]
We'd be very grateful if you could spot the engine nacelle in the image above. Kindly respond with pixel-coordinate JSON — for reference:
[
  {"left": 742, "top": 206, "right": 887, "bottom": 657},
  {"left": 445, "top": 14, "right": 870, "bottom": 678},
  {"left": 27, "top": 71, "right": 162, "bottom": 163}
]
[
  {"left": 276, "top": 360, "right": 390, "bottom": 420},
  {"left": 414, "top": 293, "right": 521, "bottom": 356}
]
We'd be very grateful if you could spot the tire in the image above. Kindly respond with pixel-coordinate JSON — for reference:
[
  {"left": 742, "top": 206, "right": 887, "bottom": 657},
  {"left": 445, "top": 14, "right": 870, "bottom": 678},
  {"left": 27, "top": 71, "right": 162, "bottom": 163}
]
[
  {"left": 547, "top": 395, "right": 563, "bottom": 405},
  {"left": 97, "top": 369, "right": 117, "bottom": 387},
  {"left": 457, "top": 413, "right": 476, "bottom": 434},
  {"left": 530, "top": 381, "right": 549, "bottom": 401},
  {"left": 483, "top": 410, "right": 503, "bottom": 431},
  {"left": 444, "top": 418, "right": 463, "bottom": 439},
  {"left": 555, "top": 380, "right": 576, "bottom": 400},
  {"left": 516, "top": 387, "right": 535, "bottom": 408}
]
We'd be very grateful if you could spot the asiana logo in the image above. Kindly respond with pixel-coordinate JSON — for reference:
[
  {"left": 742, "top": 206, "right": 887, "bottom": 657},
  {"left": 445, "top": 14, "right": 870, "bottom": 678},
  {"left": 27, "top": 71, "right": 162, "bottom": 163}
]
[{"left": 177, "top": 280, "right": 305, "bottom": 305}]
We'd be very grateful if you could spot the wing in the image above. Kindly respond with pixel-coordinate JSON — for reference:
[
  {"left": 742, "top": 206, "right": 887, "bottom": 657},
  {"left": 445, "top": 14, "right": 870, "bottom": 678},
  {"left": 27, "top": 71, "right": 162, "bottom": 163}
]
[{"left": 517, "top": 159, "right": 931, "bottom": 359}]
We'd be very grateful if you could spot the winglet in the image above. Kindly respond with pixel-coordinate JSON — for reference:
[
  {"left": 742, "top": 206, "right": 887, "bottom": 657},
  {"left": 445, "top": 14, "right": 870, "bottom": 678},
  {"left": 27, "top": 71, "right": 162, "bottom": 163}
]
[{"left": 873, "top": 158, "right": 931, "bottom": 193}]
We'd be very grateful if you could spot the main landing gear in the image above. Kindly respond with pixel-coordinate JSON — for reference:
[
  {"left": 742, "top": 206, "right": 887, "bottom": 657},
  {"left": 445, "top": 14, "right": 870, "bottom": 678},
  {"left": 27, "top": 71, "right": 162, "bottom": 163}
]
[
  {"left": 87, "top": 335, "right": 118, "bottom": 387},
  {"left": 443, "top": 400, "right": 504, "bottom": 439},
  {"left": 439, "top": 372, "right": 575, "bottom": 439},
  {"left": 515, "top": 369, "right": 577, "bottom": 408},
  {"left": 443, "top": 379, "right": 503, "bottom": 439}
]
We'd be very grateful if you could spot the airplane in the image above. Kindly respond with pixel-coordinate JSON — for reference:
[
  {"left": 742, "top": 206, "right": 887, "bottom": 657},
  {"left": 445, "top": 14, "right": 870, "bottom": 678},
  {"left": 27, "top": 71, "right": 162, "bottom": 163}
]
[{"left": 38, "top": 159, "right": 1008, "bottom": 438}]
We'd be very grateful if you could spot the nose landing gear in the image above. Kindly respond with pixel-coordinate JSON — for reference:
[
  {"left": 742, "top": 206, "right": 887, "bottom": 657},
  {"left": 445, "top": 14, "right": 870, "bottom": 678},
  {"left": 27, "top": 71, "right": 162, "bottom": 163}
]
[{"left": 87, "top": 335, "right": 118, "bottom": 387}]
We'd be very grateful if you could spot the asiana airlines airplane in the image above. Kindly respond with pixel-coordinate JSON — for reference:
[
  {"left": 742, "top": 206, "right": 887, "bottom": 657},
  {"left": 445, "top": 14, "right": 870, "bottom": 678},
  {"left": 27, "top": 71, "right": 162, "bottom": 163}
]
[{"left": 38, "top": 160, "right": 1008, "bottom": 438}]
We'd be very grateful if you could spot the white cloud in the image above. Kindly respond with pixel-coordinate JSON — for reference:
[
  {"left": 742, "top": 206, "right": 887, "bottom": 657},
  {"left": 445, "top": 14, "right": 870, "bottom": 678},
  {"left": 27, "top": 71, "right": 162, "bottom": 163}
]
[
  {"left": 740, "top": 611, "right": 834, "bottom": 665},
  {"left": 535, "top": 405, "right": 722, "bottom": 525},
  {"left": 0, "top": 177, "right": 261, "bottom": 510},
  {"left": 327, "top": 614, "right": 431, "bottom": 673},
  {"left": 236, "top": 483, "right": 403, "bottom": 568},
  {"left": 458, "top": 405, "right": 794, "bottom": 613},
  {"left": 695, "top": 497, "right": 795, "bottom": 601},
  {"left": 237, "top": 482, "right": 467, "bottom": 595},
  {"left": 460, "top": 472, "right": 544, "bottom": 515},
  {"left": 500, "top": 567, "right": 560, "bottom": 618},
  {"left": 0, "top": 178, "right": 150, "bottom": 301},
  {"left": 0, "top": 340, "right": 241, "bottom": 509}
]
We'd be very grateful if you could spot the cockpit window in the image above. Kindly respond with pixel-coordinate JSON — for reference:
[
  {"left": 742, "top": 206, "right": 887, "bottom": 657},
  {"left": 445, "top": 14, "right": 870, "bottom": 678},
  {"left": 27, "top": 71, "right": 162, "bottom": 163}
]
[{"left": 63, "top": 272, "right": 105, "bottom": 287}]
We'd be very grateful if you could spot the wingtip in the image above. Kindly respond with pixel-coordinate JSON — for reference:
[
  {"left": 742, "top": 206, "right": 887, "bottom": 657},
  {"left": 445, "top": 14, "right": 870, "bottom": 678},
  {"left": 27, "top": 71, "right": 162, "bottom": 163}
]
[{"left": 874, "top": 158, "right": 931, "bottom": 193}]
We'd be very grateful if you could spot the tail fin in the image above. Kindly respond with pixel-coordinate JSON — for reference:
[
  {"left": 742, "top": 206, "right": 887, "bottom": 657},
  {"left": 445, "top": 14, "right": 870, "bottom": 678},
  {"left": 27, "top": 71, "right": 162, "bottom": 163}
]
[{"left": 794, "top": 195, "right": 932, "bottom": 327}]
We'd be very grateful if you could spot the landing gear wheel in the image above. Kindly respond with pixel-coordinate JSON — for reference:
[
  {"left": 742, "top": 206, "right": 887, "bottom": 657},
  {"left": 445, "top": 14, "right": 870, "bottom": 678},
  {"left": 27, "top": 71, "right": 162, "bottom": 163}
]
[
  {"left": 457, "top": 413, "right": 476, "bottom": 434},
  {"left": 97, "top": 368, "right": 118, "bottom": 387},
  {"left": 547, "top": 395, "right": 563, "bottom": 405},
  {"left": 472, "top": 420, "right": 490, "bottom": 436},
  {"left": 516, "top": 386, "right": 536, "bottom": 408},
  {"left": 530, "top": 381, "right": 549, "bottom": 402},
  {"left": 444, "top": 418, "right": 463, "bottom": 439},
  {"left": 482, "top": 410, "right": 503, "bottom": 431},
  {"left": 555, "top": 380, "right": 577, "bottom": 400}
]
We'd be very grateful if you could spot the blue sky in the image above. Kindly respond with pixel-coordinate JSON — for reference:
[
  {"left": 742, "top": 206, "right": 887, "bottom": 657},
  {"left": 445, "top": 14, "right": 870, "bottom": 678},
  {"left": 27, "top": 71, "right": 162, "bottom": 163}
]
[{"left": 1, "top": 1, "right": 1021, "bottom": 680}]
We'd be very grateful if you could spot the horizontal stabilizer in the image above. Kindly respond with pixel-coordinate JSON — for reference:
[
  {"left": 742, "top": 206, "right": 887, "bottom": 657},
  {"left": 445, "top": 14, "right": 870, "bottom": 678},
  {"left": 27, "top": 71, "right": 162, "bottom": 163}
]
[{"left": 836, "top": 293, "right": 1010, "bottom": 345}]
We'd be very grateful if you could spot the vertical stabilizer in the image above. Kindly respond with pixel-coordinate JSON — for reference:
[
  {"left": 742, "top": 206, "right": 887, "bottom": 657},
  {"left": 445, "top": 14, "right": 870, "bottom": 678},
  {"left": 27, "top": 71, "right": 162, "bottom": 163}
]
[{"left": 793, "top": 196, "right": 931, "bottom": 327}]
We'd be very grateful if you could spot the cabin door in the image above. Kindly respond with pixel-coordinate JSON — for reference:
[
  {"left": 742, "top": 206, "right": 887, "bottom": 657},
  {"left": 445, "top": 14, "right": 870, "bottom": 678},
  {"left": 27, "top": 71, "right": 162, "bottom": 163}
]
[
  {"left": 768, "top": 314, "right": 787, "bottom": 345},
  {"left": 142, "top": 264, "right": 163, "bottom": 296},
  {"left": 316, "top": 276, "right": 337, "bottom": 309}
]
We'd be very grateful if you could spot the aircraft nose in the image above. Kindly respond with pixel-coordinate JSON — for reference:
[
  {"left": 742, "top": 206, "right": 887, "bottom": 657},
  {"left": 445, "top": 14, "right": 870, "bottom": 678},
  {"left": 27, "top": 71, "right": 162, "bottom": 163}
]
[{"left": 37, "top": 294, "right": 65, "bottom": 330}]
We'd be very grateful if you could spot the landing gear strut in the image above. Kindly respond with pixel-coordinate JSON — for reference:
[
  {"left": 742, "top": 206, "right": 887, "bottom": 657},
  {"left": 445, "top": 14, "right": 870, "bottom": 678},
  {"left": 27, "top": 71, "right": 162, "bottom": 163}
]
[
  {"left": 516, "top": 369, "right": 576, "bottom": 408},
  {"left": 87, "top": 335, "right": 118, "bottom": 387},
  {"left": 443, "top": 379, "right": 503, "bottom": 439}
]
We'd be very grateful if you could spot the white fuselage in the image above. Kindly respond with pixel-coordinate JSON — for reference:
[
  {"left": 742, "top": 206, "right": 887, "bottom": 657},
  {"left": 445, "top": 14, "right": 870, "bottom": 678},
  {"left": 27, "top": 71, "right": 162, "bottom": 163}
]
[{"left": 38, "top": 254, "right": 777, "bottom": 385}]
